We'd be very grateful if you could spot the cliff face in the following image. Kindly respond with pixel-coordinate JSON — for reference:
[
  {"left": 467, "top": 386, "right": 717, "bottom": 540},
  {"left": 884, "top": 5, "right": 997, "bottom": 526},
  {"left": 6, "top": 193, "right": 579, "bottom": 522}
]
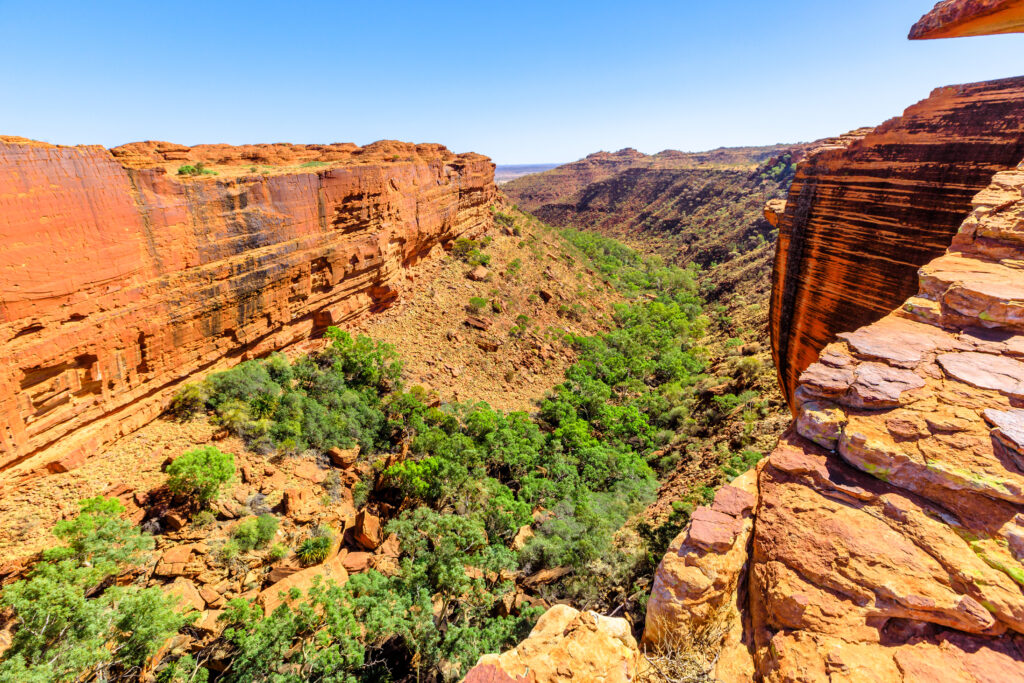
[
  {"left": 645, "top": 156, "right": 1024, "bottom": 683},
  {"left": 770, "top": 77, "right": 1024, "bottom": 407},
  {"left": 0, "top": 137, "right": 495, "bottom": 478}
]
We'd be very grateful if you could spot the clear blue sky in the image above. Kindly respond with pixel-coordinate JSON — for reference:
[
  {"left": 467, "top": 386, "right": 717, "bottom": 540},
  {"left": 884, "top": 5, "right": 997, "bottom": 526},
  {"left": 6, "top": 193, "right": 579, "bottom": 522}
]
[{"left": 1, "top": 0, "right": 1022, "bottom": 164}]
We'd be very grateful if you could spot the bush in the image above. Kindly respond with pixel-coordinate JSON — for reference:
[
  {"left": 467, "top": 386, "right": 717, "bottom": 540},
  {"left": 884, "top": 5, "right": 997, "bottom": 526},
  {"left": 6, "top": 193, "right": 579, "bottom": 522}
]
[
  {"left": 168, "top": 383, "right": 206, "bottom": 420},
  {"left": 0, "top": 498, "right": 189, "bottom": 682},
  {"left": 166, "top": 446, "right": 235, "bottom": 506},
  {"left": 176, "top": 162, "right": 217, "bottom": 177},
  {"left": 297, "top": 535, "right": 332, "bottom": 565},
  {"left": 268, "top": 544, "right": 288, "bottom": 562},
  {"left": 232, "top": 515, "right": 279, "bottom": 551},
  {"left": 468, "top": 296, "right": 488, "bottom": 313}
]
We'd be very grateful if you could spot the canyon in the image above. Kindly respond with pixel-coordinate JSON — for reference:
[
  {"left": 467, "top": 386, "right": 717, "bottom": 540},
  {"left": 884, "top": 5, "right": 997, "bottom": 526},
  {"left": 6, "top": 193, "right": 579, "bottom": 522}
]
[
  {"left": 470, "top": 2, "right": 1024, "bottom": 681},
  {"left": 0, "top": 138, "right": 494, "bottom": 481},
  {"left": 2, "top": 0, "right": 1024, "bottom": 681}
]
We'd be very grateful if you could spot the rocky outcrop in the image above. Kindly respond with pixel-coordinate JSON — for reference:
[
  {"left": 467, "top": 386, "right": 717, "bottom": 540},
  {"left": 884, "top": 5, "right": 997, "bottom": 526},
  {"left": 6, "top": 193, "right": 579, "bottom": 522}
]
[
  {"left": 463, "top": 605, "right": 643, "bottom": 683},
  {"left": 770, "top": 78, "right": 1024, "bottom": 407},
  {"left": 0, "top": 137, "right": 494, "bottom": 478},
  {"left": 910, "top": 0, "right": 1024, "bottom": 39},
  {"left": 646, "top": 160, "right": 1024, "bottom": 681},
  {"left": 643, "top": 468, "right": 759, "bottom": 681}
]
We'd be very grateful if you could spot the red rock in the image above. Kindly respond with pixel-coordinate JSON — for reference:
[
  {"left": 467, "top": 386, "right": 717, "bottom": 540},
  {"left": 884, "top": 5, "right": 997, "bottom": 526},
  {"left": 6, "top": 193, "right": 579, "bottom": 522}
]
[
  {"left": 710, "top": 484, "right": 755, "bottom": 518},
  {"left": 937, "top": 351, "right": 1024, "bottom": 398},
  {"left": 911, "top": 0, "right": 1024, "bottom": 40},
  {"left": 844, "top": 362, "right": 926, "bottom": 408},
  {"left": 353, "top": 510, "right": 382, "bottom": 550},
  {"left": 468, "top": 265, "right": 489, "bottom": 281},
  {"left": 770, "top": 78, "right": 1024, "bottom": 407},
  {"left": 342, "top": 551, "right": 372, "bottom": 572},
  {"left": 257, "top": 552, "right": 349, "bottom": 614},
  {"left": 283, "top": 487, "right": 317, "bottom": 523},
  {"left": 164, "top": 512, "right": 186, "bottom": 531},
  {"left": 687, "top": 506, "right": 741, "bottom": 552},
  {"left": 327, "top": 446, "right": 359, "bottom": 468},
  {"left": 464, "top": 316, "right": 491, "bottom": 331},
  {"left": 293, "top": 460, "right": 327, "bottom": 484},
  {"left": 0, "top": 137, "right": 495, "bottom": 475},
  {"left": 165, "top": 577, "right": 205, "bottom": 613}
]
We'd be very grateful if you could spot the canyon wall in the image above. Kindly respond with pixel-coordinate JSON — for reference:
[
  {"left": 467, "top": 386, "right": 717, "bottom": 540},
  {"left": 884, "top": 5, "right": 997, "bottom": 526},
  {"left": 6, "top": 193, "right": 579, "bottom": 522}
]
[
  {"left": 0, "top": 137, "right": 495, "bottom": 479},
  {"left": 770, "top": 76, "right": 1024, "bottom": 406},
  {"left": 645, "top": 155, "right": 1024, "bottom": 683}
]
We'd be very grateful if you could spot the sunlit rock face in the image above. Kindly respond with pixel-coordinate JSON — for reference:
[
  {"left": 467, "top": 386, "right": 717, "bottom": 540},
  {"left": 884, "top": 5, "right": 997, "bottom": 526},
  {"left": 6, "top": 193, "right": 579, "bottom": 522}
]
[
  {"left": 644, "top": 162, "right": 1024, "bottom": 681},
  {"left": 770, "top": 77, "right": 1024, "bottom": 408},
  {"left": 0, "top": 136, "right": 495, "bottom": 479},
  {"left": 910, "top": 0, "right": 1024, "bottom": 40}
]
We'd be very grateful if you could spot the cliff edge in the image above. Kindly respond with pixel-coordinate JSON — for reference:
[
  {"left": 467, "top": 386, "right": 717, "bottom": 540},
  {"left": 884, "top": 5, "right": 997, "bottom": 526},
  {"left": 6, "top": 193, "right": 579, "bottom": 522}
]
[{"left": 0, "top": 138, "right": 495, "bottom": 481}]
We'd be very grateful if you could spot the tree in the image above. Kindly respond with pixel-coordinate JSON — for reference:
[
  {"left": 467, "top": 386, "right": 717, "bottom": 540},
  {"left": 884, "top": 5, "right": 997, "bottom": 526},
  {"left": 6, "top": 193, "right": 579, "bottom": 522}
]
[
  {"left": 166, "top": 446, "right": 235, "bottom": 506},
  {"left": 0, "top": 499, "right": 190, "bottom": 682}
]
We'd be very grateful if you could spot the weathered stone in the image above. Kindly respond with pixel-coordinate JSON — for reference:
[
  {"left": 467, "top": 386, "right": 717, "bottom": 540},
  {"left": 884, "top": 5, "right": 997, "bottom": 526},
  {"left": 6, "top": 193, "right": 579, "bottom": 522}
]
[
  {"left": 257, "top": 553, "right": 349, "bottom": 614},
  {"left": 352, "top": 510, "right": 382, "bottom": 550},
  {"left": 938, "top": 351, "right": 1024, "bottom": 397},
  {"left": 293, "top": 460, "right": 327, "bottom": 484},
  {"left": 844, "top": 362, "right": 926, "bottom": 408},
  {"left": 796, "top": 400, "right": 847, "bottom": 450},
  {"left": 464, "top": 605, "right": 642, "bottom": 683},
  {"left": 327, "top": 446, "right": 359, "bottom": 468}
]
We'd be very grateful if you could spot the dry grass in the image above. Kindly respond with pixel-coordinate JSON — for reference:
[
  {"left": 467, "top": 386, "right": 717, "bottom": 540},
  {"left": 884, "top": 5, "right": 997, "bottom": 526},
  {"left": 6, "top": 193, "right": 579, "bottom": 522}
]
[{"left": 639, "top": 610, "right": 733, "bottom": 683}]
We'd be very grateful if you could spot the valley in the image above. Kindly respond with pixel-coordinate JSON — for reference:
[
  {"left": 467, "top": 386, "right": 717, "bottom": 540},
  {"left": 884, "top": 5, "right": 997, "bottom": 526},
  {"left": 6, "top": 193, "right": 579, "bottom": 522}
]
[{"left": 3, "top": 2, "right": 1024, "bottom": 682}]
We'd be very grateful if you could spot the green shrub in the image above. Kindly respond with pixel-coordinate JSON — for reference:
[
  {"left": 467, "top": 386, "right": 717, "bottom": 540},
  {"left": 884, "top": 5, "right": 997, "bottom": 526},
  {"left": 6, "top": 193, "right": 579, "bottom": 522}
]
[
  {"left": 0, "top": 498, "right": 189, "bottom": 682},
  {"left": 168, "top": 383, "right": 206, "bottom": 420},
  {"left": 176, "top": 162, "right": 217, "bottom": 177},
  {"left": 166, "top": 446, "right": 235, "bottom": 506},
  {"left": 191, "top": 510, "right": 216, "bottom": 528},
  {"left": 268, "top": 544, "right": 288, "bottom": 562},
  {"left": 232, "top": 515, "right": 279, "bottom": 551},
  {"left": 352, "top": 480, "right": 370, "bottom": 509},
  {"left": 297, "top": 535, "right": 332, "bottom": 565},
  {"left": 468, "top": 296, "right": 488, "bottom": 313}
]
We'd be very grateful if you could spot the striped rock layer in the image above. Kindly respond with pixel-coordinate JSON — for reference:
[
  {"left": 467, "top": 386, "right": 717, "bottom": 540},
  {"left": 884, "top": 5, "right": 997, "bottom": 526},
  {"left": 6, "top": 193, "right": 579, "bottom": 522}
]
[
  {"left": 0, "top": 137, "right": 495, "bottom": 479},
  {"left": 770, "top": 76, "right": 1024, "bottom": 407}
]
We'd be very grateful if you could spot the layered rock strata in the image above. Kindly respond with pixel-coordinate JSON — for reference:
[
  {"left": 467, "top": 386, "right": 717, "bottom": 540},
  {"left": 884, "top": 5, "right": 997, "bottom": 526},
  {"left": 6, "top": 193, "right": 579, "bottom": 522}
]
[
  {"left": 647, "top": 164, "right": 1024, "bottom": 680},
  {"left": 770, "top": 78, "right": 1024, "bottom": 406},
  {"left": 911, "top": 0, "right": 1024, "bottom": 39},
  {"left": 0, "top": 137, "right": 494, "bottom": 478}
]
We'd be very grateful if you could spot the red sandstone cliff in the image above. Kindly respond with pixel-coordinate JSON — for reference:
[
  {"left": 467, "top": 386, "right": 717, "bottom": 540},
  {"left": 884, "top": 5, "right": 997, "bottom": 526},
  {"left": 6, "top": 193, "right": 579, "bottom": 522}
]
[
  {"left": 770, "top": 77, "right": 1024, "bottom": 407},
  {"left": 0, "top": 137, "right": 495, "bottom": 479}
]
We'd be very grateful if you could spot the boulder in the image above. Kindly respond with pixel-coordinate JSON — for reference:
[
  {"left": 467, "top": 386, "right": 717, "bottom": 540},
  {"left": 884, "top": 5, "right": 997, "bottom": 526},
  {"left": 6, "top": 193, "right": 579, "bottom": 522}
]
[
  {"left": 353, "top": 510, "right": 382, "bottom": 550},
  {"left": 464, "top": 605, "right": 643, "bottom": 683},
  {"left": 327, "top": 446, "right": 360, "bottom": 468},
  {"left": 257, "top": 553, "right": 350, "bottom": 614}
]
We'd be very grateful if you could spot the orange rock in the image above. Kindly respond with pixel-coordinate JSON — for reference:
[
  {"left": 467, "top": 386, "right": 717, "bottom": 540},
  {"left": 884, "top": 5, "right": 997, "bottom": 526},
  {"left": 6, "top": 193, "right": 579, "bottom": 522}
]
[
  {"left": 464, "top": 605, "right": 642, "bottom": 683},
  {"left": 0, "top": 137, "right": 495, "bottom": 476},
  {"left": 292, "top": 460, "right": 328, "bottom": 484},
  {"left": 353, "top": 510, "right": 382, "bottom": 550},
  {"left": 327, "top": 445, "right": 359, "bottom": 468},
  {"left": 257, "top": 552, "right": 349, "bottom": 614},
  {"left": 911, "top": 0, "right": 1024, "bottom": 40}
]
